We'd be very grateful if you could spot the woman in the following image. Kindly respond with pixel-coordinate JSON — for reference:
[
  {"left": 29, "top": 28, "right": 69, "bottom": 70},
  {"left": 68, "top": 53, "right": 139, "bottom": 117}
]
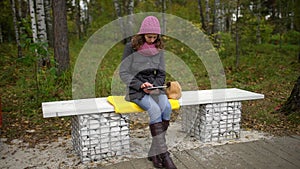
[{"left": 119, "top": 16, "right": 177, "bottom": 169}]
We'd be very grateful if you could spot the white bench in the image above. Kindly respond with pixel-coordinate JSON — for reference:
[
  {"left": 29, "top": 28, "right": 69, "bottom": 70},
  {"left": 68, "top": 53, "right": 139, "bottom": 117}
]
[{"left": 42, "top": 88, "right": 264, "bottom": 162}]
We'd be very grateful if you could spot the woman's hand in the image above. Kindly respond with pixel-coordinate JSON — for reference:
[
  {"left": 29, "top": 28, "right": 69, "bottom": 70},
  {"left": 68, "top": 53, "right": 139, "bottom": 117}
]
[
  {"left": 141, "top": 82, "right": 153, "bottom": 94},
  {"left": 141, "top": 82, "right": 160, "bottom": 94}
]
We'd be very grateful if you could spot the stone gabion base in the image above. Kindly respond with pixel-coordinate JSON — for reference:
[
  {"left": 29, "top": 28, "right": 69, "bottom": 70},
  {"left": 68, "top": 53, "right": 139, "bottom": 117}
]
[
  {"left": 71, "top": 112, "right": 130, "bottom": 162},
  {"left": 181, "top": 102, "right": 242, "bottom": 142}
]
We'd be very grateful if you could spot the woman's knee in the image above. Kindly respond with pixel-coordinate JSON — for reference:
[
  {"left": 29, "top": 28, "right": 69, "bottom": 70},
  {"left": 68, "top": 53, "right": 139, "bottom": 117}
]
[
  {"left": 166, "top": 102, "right": 172, "bottom": 112},
  {"left": 161, "top": 101, "right": 172, "bottom": 120},
  {"left": 148, "top": 103, "right": 163, "bottom": 124},
  {"left": 161, "top": 100, "right": 171, "bottom": 114}
]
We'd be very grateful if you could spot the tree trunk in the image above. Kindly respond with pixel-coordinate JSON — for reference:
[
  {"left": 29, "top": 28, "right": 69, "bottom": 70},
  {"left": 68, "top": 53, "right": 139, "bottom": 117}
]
[
  {"left": 113, "top": 0, "right": 126, "bottom": 43},
  {"left": 205, "top": 0, "right": 210, "bottom": 34},
  {"left": 235, "top": 0, "right": 240, "bottom": 68},
  {"left": 75, "top": 0, "right": 82, "bottom": 40},
  {"left": 17, "top": 0, "right": 23, "bottom": 35},
  {"left": 113, "top": 0, "right": 122, "bottom": 18},
  {"left": 17, "top": 0, "right": 22, "bottom": 18},
  {"left": 256, "top": 0, "right": 262, "bottom": 44},
  {"left": 44, "top": 0, "right": 53, "bottom": 47},
  {"left": 36, "top": 0, "right": 50, "bottom": 67},
  {"left": 279, "top": 76, "right": 300, "bottom": 115},
  {"left": 25, "top": 0, "right": 29, "bottom": 18},
  {"left": 83, "top": 0, "right": 89, "bottom": 36},
  {"left": 0, "top": 25, "right": 3, "bottom": 43},
  {"left": 10, "top": 0, "right": 22, "bottom": 58},
  {"left": 198, "top": 0, "right": 206, "bottom": 32},
  {"left": 213, "top": 0, "right": 221, "bottom": 48},
  {"left": 297, "top": 0, "right": 300, "bottom": 63},
  {"left": 290, "top": 10, "right": 294, "bottom": 30},
  {"left": 127, "top": 0, "right": 134, "bottom": 15},
  {"left": 162, "top": 0, "right": 166, "bottom": 34},
  {"left": 36, "top": 0, "right": 47, "bottom": 42},
  {"left": 225, "top": 8, "right": 232, "bottom": 32},
  {"left": 29, "top": 0, "right": 38, "bottom": 43},
  {"left": 289, "top": 0, "right": 294, "bottom": 30},
  {"left": 0, "top": 96, "right": 2, "bottom": 128},
  {"left": 126, "top": 0, "right": 134, "bottom": 40},
  {"left": 295, "top": 0, "right": 300, "bottom": 31},
  {"left": 220, "top": 3, "right": 225, "bottom": 32},
  {"left": 53, "top": 0, "right": 70, "bottom": 74}
]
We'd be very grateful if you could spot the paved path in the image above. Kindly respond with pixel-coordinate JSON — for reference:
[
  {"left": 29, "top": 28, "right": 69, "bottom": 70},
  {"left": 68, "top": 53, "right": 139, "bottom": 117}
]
[{"left": 101, "top": 135, "right": 300, "bottom": 169}]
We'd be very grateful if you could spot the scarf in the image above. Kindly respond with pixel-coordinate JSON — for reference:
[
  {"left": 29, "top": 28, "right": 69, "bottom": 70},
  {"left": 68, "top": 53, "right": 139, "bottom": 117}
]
[{"left": 137, "top": 43, "right": 159, "bottom": 56}]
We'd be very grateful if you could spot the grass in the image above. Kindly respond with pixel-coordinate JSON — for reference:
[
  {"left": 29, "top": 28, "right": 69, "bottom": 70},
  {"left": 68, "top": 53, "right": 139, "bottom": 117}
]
[{"left": 0, "top": 36, "right": 299, "bottom": 143}]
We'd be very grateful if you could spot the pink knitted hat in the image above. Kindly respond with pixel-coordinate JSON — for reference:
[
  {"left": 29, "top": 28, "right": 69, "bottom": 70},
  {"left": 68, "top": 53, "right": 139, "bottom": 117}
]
[{"left": 137, "top": 16, "right": 161, "bottom": 34}]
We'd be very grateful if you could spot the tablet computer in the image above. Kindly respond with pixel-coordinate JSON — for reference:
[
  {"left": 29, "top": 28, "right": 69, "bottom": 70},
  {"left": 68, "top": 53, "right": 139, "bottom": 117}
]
[{"left": 146, "top": 86, "right": 167, "bottom": 90}]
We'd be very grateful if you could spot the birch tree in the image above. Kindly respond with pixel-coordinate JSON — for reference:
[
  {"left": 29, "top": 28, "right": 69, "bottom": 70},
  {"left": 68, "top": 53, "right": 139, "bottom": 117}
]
[
  {"left": 36, "top": 0, "right": 47, "bottom": 42},
  {"left": 255, "top": 0, "right": 262, "bottom": 44},
  {"left": 128, "top": 0, "right": 134, "bottom": 15},
  {"left": 10, "top": 0, "right": 22, "bottom": 57},
  {"left": 53, "top": 0, "right": 70, "bottom": 74},
  {"left": 213, "top": 0, "right": 221, "bottom": 48},
  {"left": 205, "top": 0, "right": 210, "bottom": 34},
  {"left": 82, "top": 0, "right": 89, "bottom": 36},
  {"left": 235, "top": 0, "right": 240, "bottom": 68},
  {"left": 75, "top": 0, "right": 82, "bottom": 40},
  {"left": 113, "top": 0, "right": 122, "bottom": 18},
  {"left": 113, "top": 0, "right": 135, "bottom": 43},
  {"left": 224, "top": 2, "right": 233, "bottom": 32},
  {"left": 127, "top": 0, "right": 134, "bottom": 39},
  {"left": 29, "top": 0, "right": 38, "bottom": 43},
  {"left": 44, "top": 0, "right": 53, "bottom": 46},
  {"left": 113, "top": 0, "right": 125, "bottom": 42},
  {"left": 17, "top": 0, "right": 22, "bottom": 18},
  {"left": 289, "top": 0, "right": 294, "bottom": 30},
  {"left": 17, "top": 0, "right": 23, "bottom": 35}
]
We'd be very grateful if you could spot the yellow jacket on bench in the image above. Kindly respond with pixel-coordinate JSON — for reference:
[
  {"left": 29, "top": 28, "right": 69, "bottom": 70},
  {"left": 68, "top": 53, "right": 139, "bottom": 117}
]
[{"left": 107, "top": 96, "right": 180, "bottom": 113}]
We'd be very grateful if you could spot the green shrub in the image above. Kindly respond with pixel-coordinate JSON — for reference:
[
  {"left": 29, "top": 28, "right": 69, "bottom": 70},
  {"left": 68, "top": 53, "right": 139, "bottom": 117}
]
[
  {"left": 283, "top": 30, "right": 300, "bottom": 45},
  {"left": 218, "top": 32, "right": 235, "bottom": 58}
]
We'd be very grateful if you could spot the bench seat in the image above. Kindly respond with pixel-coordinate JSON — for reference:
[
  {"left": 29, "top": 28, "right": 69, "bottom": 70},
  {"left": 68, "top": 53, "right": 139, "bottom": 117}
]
[{"left": 42, "top": 88, "right": 264, "bottom": 118}]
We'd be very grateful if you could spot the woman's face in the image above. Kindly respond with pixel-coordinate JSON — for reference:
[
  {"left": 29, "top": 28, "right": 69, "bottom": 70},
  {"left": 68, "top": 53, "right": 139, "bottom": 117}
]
[{"left": 144, "top": 34, "right": 158, "bottom": 44}]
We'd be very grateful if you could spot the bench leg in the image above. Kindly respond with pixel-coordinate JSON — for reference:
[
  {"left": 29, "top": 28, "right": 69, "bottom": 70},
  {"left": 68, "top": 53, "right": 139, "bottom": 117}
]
[
  {"left": 181, "top": 102, "right": 242, "bottom": 142},
  {"left": 71, "top": 112, "right": 130, "bottom": 162}
]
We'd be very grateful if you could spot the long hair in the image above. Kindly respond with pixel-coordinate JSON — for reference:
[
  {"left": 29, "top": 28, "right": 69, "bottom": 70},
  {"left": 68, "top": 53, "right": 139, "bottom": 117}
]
[{"left": 131, "top": 34, "right": 164, "bottom": 50}]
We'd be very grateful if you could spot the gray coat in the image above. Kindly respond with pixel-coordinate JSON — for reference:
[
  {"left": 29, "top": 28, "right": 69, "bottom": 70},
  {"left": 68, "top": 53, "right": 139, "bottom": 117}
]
[{"left": 119, "top": 42, "right": 166, "bottom": 101}]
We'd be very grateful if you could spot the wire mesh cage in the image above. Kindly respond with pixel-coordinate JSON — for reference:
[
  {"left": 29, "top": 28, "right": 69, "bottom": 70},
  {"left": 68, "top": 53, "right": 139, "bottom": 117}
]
[
  {"left": 71, "top": 112, "right": 130, "bottom": 162},
  {"left": 181, "top": 102, "right": 242, "bottom": 142}
]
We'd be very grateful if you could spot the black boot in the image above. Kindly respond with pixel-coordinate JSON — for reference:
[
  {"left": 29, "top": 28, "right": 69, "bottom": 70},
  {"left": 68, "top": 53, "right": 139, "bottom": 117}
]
[
  {"left": 160, "top": 152, "right": 177, "bottom": 169},
  {"left": 162, "top": 120, "right": 170, "bottom": 131},
  {"left": 148, "top": 122, "right": 166, "bottom": 168},
  {"left": 149, "top": 122, "right": 177, "bottom": 169},
  {"left": 160, "top": 120, "right": 177, "bottom": 169},
  {"left": 148, "top": 142, "right": 163, "bottom": 168}
]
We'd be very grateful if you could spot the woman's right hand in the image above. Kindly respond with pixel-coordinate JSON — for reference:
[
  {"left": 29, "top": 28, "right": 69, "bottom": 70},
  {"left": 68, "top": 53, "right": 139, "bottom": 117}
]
[{"left": 141, "top": 82, "right": 153, "bottom": 94}]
